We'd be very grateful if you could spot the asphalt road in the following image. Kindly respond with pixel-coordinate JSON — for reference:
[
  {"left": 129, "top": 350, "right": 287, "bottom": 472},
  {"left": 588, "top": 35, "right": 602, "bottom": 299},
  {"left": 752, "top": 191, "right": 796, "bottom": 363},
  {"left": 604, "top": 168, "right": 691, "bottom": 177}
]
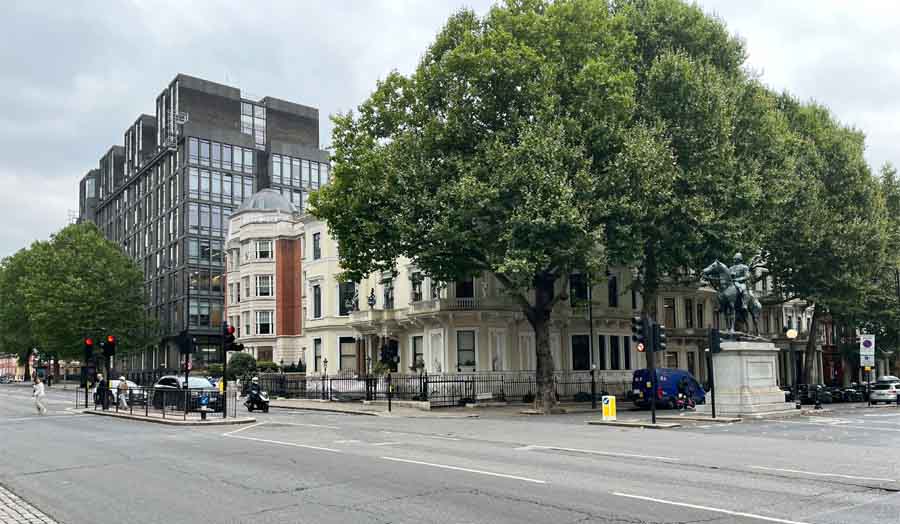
[{"left": 1, "top": 384, "right": 899, "bottom": 524}]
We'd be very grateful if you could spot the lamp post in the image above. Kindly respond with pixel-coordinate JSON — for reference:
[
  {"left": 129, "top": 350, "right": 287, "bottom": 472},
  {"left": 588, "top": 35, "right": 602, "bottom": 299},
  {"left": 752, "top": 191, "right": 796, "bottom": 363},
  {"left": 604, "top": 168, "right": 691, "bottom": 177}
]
[
  {"left": 322, "top": 358, "right": 329, "bottom": 400},
  {"left": 786, "top": 328, "right": 800, "bottom": 409}
]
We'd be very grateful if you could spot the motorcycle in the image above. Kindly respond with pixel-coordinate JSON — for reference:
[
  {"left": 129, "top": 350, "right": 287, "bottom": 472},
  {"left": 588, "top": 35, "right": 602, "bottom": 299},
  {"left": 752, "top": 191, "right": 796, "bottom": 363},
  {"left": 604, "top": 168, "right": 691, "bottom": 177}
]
[
  {"left": 245, "top": 390, "right": 270, "bottom": 412},
  {"left": 675, "top": 392, "right": 696, "bottom": 410}
]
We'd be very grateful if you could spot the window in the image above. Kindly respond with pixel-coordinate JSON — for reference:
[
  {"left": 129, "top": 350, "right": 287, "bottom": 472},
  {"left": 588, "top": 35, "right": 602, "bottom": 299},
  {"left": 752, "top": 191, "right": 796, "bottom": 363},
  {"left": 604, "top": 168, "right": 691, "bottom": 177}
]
[
  {"left": 222, "top": 145, "right": 232, "bottom": 170},
  {"left": 410, "top": 273, "right": 423, "bottom": 302},
  {"left": 312, "top": 233, "right": 321, "bottom": 259},
  {"left": 242, "top": 276, "right": 250, "bottom": 298},
  {"left": 666, "top": 353, "right": 678, "bottom": 368},
  {"left": 338, "top": 282, "right": 356, "bottom": 316},
  {"left": 663, "top": 298, "right": 676, "bottom": 328},
  {"left": 571, "top": 335, "right": 590, "bottom": 371},
  {"left": 598, "top": 335, "right": 607, "bottom": 370},
  {"left": 199, "top": 140, "right": 210, "bottom": 167},
  {"left": 570, "top": 274, "right": 588, "bottom": 306},
  {"left": 313, "top": 285, "right": 322, "bottom": 318},
  {"left": 456, "top": 277, "right": 474, "bottom": 299},
  {"left": 610, "top": 336, "right": 621, "bottom": 370},
  {"left": 339, "top": 337, "right": 357, "bottom": 371},
  {"left": 314, "top": 339, "right": 322, "bottom": 372},
  {"left": 256, "top": 240, "right": 272, "bottom": 260},
  {"left": 243, "top": 149, "right": 254, "bottom": 174},
  {"left": 189, "top": 137, "right": 199, "bottom": 164},
  {"left": 211, "top": 142, "right": 221, "bottom": 168},
  {"left": 412, "top": 336, "right": 424, "bottom": 369},
  {"left": 256, "top": 310, "right": 273, "bottom": 335},
  {"left": 188, "top": 203, "right": 199, "bottom": 233},
  {"left": 607, "top": 274, "right": 618, "bottom": 307},
  {"left": 257, "top": 347, "right": 273, "bottom": 363},
  {"left": 382, "top": 281, "right": 394, "bottom": 310},
  {"left": 697, "top": 302, "right": 705, "bottom": 329},
  {"left": 303, "top": 160, "right": 311, "bottom": 186},
  {"left": 685, "top": 298, "right": 694, "bottom": 329},
  {"left": 623, "top": 337, "right": 631, "bottom": 370},
  {"left": 256, "top": 275, "right": 273, "bottom": 297},
  {"left": 457, "top": 330, "right": 476, "bottom": 369},
  {"left": 272, "top": 155, "right": 282, "bottom": 185}
]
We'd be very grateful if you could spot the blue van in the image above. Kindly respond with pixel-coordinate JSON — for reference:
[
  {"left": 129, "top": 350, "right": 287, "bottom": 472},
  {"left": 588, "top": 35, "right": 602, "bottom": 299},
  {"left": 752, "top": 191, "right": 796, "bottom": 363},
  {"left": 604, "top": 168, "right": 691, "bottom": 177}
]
[{"left": 632, "top": 368, "right": 706, "bottom": 409}]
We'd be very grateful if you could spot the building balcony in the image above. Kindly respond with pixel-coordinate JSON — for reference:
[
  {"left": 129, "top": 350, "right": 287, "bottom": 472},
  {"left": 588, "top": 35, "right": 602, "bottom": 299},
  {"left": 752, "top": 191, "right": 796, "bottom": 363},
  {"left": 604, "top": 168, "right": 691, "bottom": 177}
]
[
  {"left": 409, "top": 296, "right": 519, "bottom": 315},
  {"left": 349, "top": 308, "right": 397, "bottom": 325}
]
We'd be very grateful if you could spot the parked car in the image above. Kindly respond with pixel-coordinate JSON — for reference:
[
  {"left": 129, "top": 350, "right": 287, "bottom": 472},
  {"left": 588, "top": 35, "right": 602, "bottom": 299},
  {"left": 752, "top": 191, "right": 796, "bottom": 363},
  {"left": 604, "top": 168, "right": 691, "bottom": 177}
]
[
  {"left": 152, "top": 376, "right": 222, "bottom": 411},
  {"left": 107, "top": 379, "right": 146, "bottom": 406},
  {"left": 632, "top": 368, "right": 706, "bottom": 409},
  {"left": 869, "top": 381, "right": 900, "bottom": 404},
  {"left": 825, "top": 386, "right": 845, "bottom": 403},
  {"left": 876, "top": 375, "right": 900, "bottom": 383},
  {"left": 0, "top": 376, "right": 12, "bottom": 384}
]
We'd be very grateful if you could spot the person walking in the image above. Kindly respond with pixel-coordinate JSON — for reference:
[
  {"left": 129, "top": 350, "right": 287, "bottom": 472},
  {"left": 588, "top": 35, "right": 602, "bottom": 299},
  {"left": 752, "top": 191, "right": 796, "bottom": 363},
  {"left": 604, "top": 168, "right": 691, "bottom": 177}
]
[
  {"left": 117, "top": 376, "right": 129, "bottom": 410},
  {"left": 33, "top": 377, "right": 47, "bottom": 415},
  {"left": 95, "top": 373, "right": 106, "bottom": 409}
]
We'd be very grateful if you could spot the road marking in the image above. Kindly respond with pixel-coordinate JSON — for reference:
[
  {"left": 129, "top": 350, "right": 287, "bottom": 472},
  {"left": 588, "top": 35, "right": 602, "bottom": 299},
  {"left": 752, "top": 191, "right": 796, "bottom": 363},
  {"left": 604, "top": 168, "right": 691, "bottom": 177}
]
[
  {"left": 612, "top": 492, "right": 810, "bottom": 524},
  {"left": 516, "top": 445, "right": 680, "bottom": 462},
  {"left": 775, "top": 420, "right": 900, "bottom": 432},
  {"left": 381, "top": 457, "right": 546, "bottom": 484},
  {"left": 270, "top": 421, "right": 341, "bottom": 430},
  {"left": 370, "top": 442, "right": 401, "bottom": 446},
  {"left": 226, "top": 434, "right": 341, "bottom": 453},
  {"left": 382, "top": 431, "right": 461, "bottom": 441},
  {"left": 863, "top": 413, "right": 900, "bottom": 417},
  {"left": 334, "top": 439, "right": 362, "bottom": 444},
  {"left": 1, "top": 414, "right": 86, "bottom": 422},
  {"left": 749, "top": 466, "right": 897, "bottom": 483},
  {"left": 222, "top": 421, "right": 265, "bottom": 436}
]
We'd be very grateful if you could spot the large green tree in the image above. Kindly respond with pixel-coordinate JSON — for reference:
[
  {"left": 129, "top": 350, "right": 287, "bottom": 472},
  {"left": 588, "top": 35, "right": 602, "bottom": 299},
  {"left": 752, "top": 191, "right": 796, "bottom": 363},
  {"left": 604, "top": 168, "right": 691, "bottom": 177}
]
[
  {"left": 764, "top": 97, "right": 889, "bottom": 383},
  {"left": 313, "top": 0, "right": 789, "bottom": 411},
  {"left": 0, "top": 222, "right": 154, "bottom": 363}
]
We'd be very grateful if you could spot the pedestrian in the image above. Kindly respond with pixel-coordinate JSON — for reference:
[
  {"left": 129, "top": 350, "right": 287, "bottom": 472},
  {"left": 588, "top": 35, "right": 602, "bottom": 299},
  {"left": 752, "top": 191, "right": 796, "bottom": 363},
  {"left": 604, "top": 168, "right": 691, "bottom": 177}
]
[
  {"left": 117, "top": 376, "right": 129, "bottom": 410},
  {"left": 95, "top": 373, "right": 106, "bottom": 409},
  {"left": 32, "top": 377, "right": 47, "bottom": 415}
]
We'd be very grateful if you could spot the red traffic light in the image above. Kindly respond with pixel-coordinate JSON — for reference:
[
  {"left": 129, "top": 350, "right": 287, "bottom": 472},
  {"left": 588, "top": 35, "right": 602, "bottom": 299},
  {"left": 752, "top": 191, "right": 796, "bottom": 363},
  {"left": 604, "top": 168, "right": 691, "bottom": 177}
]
[
  {"left": 107, "top": 335, "right": 116, "bottom": 344},
  {"left": 227, "top": 325, "right": 235, "bottom": 335},
  {"left": 85, "top": 338, "right": 94, "bottom": 346}
]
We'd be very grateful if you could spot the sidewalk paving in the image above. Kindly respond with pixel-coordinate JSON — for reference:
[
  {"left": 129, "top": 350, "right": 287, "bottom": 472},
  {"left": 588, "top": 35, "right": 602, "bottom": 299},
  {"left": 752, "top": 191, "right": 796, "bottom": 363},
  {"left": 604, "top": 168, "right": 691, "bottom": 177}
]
[{"left": 0, "top": 484, "right": 57, "bottom": 524}]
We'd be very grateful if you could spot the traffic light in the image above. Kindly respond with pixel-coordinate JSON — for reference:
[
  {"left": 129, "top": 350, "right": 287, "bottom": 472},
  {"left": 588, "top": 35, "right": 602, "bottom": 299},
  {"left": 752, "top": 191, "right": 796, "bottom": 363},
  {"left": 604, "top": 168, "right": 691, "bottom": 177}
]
[
  {"left": 83, "top": 337, "right": 94, "bottom": 362},
  {"left": 103, "top": 335, "right": 117, "bottom": 357},
  {"left": 709, "top": 328, "right": 721, "bottom": 354},
  {"left": 224, "top": 322, "right": 242, "bottom": 352},
  {"left": 631, "top": 316, "right": 646, "bottom": 345},
  {"left": 653, "top": 323, "right": 667, "bottom": 353}
]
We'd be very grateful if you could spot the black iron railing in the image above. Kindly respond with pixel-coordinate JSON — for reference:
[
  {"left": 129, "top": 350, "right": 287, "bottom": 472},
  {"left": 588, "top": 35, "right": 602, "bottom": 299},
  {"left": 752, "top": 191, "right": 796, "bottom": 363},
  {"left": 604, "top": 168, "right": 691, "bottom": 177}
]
[{"left": 74, "top": 386, "right": 238, "bottom": 420}]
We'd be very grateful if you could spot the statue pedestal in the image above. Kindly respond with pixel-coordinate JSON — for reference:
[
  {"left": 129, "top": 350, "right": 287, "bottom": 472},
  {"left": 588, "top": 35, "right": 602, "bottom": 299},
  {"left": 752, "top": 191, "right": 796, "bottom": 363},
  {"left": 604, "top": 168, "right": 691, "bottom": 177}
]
[{"left": 698, "top": 340, "right": 794, "bottom": 417}]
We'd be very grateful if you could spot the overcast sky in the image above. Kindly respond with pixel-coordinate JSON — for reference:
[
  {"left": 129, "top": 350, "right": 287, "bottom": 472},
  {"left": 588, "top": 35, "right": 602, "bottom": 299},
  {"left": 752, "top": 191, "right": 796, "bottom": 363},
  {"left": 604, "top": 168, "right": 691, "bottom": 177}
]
[{"left": 0, "top": 0, "right": 897, "bottom": 259}]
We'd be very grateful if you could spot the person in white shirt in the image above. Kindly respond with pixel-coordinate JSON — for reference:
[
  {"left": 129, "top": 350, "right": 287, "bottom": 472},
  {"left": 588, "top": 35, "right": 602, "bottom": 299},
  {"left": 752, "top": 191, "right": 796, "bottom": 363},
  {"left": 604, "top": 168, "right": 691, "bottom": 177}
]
[{"left": 32, "top": 377, "right": 47, "bottom": 415}]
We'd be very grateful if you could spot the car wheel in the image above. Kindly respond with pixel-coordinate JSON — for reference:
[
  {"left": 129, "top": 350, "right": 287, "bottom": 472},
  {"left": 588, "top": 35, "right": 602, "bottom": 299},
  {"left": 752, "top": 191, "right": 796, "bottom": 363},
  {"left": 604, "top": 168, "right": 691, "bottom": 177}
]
[
  {"left": 263, "top": 406, "right": 269, "bottom": 413},
  {"left": 247, "top": 405, "right": 253, "bottom": 412}
]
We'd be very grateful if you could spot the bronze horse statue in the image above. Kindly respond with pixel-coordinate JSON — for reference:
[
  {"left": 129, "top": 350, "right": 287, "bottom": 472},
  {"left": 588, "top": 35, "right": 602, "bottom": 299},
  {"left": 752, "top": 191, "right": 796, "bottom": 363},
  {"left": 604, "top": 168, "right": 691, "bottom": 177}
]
[{"left": 701, "top": 260, "right": 762, "bottom": 334}]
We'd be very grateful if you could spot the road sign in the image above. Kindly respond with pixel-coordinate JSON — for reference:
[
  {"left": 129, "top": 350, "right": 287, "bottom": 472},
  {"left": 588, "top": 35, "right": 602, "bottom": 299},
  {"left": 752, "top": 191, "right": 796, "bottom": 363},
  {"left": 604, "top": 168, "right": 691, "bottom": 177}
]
[
  {"left": 860, "top": 334, "right": 875, "bottom": 368},
  {"left": 636, "top": 342, "right": 645, "bottom": 353},
  {"left": 602, "top": 395, "right": 616, "bottom": 421}
]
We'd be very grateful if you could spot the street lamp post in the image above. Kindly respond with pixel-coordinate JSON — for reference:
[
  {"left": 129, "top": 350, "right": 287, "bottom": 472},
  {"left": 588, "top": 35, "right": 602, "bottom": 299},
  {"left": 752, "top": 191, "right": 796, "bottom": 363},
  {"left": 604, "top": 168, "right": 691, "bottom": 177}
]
[
  {"left": 322, "top": 358, "right": 329, "bottom": 400},
  {"left": 786, "top": 328, "right": 800, "bottom": 409}
]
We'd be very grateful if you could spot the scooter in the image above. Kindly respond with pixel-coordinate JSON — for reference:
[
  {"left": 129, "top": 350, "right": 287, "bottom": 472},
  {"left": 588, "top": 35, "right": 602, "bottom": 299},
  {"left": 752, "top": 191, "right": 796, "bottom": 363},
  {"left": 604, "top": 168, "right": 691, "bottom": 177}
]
[
  {"left": 245, "top": 390, "right": 270, "bottom": 412},
  {"left": 675, "top": 392, "right": 696, "bottom": 410}
]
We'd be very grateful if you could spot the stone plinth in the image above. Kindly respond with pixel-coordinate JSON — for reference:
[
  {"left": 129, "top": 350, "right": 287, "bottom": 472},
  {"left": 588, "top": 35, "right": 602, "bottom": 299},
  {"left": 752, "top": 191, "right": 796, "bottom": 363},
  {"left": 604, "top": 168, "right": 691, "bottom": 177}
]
[{"left": 699, "top": 340, "right": 794, "bottom": 417}]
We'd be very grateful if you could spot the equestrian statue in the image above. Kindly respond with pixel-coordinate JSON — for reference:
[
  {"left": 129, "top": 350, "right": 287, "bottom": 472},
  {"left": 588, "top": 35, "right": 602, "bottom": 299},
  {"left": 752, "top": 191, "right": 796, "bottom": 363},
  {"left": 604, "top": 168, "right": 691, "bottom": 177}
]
[{"left": 701, "top": 253, "right": 763, "bottom": 336}]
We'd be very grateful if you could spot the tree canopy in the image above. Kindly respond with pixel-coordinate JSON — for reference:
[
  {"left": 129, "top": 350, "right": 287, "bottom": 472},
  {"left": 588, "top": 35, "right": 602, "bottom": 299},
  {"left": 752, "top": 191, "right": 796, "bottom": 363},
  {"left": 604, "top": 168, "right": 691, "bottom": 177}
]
[
  {"left": 312, "top": 0, "right": 894, "bottom": 406},
  {"left": 0, "top": 222, "right": 153, "bottom": 363}
]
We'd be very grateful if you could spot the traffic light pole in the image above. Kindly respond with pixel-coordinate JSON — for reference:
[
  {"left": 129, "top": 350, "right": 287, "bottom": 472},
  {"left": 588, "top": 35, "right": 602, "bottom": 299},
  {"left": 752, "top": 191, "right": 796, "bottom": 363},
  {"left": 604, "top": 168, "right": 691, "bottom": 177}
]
[
  {"left": 706, "top": 350, "right": 716, "bottom": 419},
  {"left": 649, "top": 322, "right": 657, "bottom": 425}
]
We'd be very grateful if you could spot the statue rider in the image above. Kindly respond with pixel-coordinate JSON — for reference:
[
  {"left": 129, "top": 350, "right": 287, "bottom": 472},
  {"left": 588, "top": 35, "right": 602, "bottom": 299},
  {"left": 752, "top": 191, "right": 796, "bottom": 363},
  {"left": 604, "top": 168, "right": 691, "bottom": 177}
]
[{"left": 728, "top": 252, "right": 751, "bottom": 311}]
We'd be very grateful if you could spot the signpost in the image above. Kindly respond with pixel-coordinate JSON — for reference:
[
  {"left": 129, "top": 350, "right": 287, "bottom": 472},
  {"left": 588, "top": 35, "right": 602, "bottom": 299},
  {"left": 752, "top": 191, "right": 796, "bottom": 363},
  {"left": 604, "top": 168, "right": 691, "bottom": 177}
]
[
  {"left": 601, "top": 395, "right": 616, "bottom": 421},
  {"left": 860, "top": 334, "right": 875, "bottom": 407}
]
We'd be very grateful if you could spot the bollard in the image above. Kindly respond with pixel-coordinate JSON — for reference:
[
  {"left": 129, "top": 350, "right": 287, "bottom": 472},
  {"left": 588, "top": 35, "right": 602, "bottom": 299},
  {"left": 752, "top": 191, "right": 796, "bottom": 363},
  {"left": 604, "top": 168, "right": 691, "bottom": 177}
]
[
  {"left": 814, "top": 386, "right": 822, "bottom": 410},
  {"left": 387, "top": 373, "right": 393, "bottom": 413}
]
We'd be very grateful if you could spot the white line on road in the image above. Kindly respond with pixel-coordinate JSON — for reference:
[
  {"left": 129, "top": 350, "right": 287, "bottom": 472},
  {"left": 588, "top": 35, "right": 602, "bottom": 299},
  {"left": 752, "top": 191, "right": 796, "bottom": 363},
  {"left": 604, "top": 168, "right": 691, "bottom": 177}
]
[
  {"left": 863, "top": 413, "right": 900, "bottom": 417},
  {"left": 370, "top": 442, "right": 401, "bottom": 446},
  {"left": 334, "top": 439, "right": 362, "bottom": 444},
  {"left": 1, "top": 414, "right": 85, "bottom": 422},
  {"left": 517, "top": 445, "right": 680, "bottom": 462},
  {"left": 382, "top": 430, "right": 461, "bottom": 441},
  {"left": 269, "top": 421, "right": 341, "bottom": 430},
  {"left": 226, "top": 434, "right": 341, "bottom": 453},
  {"left": 381, "top": 457, "right": 546, "bottom": 484},
  {"left": 749, "top": 466, "right": 897, "bottom": 483},
  {"left": 612, "top": 492, "right": 811, "bottom": 524},
  {"left": 775, "top": 420, "right": 900, "bottom": 432},
  {"left": 222, "top": 421, "right": 266, "bottom": 436}
]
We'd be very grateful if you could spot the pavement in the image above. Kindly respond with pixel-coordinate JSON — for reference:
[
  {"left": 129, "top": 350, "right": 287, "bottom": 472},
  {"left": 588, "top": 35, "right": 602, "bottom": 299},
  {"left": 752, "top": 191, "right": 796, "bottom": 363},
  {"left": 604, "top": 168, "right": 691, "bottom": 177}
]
[{"left": 2, "top": 384, "right": 900, "bottom": 523}]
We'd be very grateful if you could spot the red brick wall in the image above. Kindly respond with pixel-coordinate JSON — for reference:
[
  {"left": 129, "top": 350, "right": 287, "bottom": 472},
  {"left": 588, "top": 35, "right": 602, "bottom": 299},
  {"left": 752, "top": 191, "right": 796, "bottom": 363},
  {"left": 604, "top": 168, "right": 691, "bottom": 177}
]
[{"left": 276, "top": 239, "right": 302, "bottom": 336}]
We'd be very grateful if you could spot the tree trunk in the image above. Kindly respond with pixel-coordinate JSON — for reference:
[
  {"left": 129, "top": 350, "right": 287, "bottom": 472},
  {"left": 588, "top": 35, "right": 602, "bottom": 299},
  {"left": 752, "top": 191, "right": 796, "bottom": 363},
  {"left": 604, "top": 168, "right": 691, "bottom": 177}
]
[
  {"left": 802, "top": 306, "right": 821, "bottom": 384},
  {"left": 527, "top": 273, "right": 559, "bottom": 414}
]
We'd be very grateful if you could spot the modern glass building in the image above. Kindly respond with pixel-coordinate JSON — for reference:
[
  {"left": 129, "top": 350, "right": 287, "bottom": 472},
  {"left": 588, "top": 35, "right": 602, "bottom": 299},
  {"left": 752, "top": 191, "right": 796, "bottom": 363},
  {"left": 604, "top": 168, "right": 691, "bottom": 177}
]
[{"left": 78, "top": 74, "right": 329, "bottom": 371}]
